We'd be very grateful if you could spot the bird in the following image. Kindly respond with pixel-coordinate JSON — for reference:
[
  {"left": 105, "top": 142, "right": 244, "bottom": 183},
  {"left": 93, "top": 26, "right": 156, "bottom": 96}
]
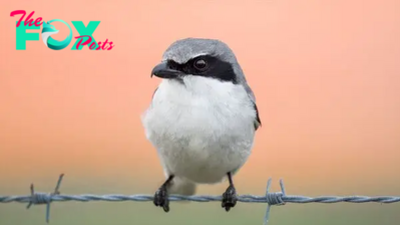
[{"left": 141, "top": 37, "right": 261, "bottom": 213}]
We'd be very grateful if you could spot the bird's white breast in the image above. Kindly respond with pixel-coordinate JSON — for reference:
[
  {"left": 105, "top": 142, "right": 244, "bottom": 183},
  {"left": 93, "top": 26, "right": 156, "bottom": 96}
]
[{"left": 141, "top": 76, "right": 256, "bottom": 184}]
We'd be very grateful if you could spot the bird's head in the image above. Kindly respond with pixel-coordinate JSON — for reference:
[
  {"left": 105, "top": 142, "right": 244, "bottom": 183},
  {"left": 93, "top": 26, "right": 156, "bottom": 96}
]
[{"left": 151, "top": 38, "right": 246, "bottom": 85}]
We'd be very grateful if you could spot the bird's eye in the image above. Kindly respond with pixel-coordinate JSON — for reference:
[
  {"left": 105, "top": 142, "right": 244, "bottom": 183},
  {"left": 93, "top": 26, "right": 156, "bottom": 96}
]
[{"left": 193, "top": 59, "right": 208, "bottom": 71}]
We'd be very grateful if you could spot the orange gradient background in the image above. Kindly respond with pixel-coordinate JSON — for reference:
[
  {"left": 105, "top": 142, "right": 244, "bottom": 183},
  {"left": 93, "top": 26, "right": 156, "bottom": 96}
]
[{"left": 0, "top": 1, "right": 399, "bottom": 225}]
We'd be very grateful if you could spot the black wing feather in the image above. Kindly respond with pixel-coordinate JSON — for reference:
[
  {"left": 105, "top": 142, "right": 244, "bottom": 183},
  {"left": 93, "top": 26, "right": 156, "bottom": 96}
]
[{"left": 253, "top": 102, "right": 262, "bottom": 130}]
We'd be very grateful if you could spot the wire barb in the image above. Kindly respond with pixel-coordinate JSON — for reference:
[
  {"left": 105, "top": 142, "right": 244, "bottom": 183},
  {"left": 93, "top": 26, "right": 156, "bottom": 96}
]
[
  {"left": 263, "top": 178, "right": 286, "bottom": 225},
  {"left": 26, "top": 174, "right": 64, "bottom": 223},
  {"left": 1, "top": 175, "right": 400, "bottom": 224}
]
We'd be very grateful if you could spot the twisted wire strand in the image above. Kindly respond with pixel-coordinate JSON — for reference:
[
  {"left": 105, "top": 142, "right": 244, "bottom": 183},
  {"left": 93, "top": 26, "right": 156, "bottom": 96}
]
[
  {"left": 0, "top": 174, "right": 399, "bottom": 225},
  {"left": 2, "top": 194, "right": 400, "bottom": 204}
]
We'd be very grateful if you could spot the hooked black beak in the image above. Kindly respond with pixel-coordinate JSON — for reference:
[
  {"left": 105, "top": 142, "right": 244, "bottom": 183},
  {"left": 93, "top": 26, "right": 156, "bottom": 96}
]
[{"left": 151, "top": 62, "right": 184, "bottom": 79}]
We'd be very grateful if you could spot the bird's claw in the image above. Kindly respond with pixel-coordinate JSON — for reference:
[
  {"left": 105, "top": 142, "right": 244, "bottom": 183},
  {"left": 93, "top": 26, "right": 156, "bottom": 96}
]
[
  {"left": 221, "top": 185, "right": 237, "bottom": 211},
  {"left": 154, "top": 186, "right": 170, "bottom": 212}
]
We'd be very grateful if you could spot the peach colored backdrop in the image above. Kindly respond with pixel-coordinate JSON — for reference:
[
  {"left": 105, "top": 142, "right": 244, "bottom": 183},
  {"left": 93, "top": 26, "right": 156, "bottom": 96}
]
[{"left": 0, "top": 1, "right": 399, "bottom": 225}]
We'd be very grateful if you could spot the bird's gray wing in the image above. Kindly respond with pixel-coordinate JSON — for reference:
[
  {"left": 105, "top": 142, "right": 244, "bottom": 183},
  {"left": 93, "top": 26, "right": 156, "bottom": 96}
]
[
  {"left": 252, "top": 101, "right": 262, "bottom": 130},
  {"left": 243, "top": 83, "right": 262, "bottom": 131}
]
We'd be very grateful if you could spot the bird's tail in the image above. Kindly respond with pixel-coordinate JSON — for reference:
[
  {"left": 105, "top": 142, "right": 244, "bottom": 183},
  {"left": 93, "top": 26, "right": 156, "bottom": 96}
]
[{"left": 169, "top": 177, "right": 196, "bottom": 196}]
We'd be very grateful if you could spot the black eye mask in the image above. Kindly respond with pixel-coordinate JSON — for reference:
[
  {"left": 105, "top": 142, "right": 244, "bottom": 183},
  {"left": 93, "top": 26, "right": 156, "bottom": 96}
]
[{"left": 167, "top": 55, "right": 237, "bottom": 84}]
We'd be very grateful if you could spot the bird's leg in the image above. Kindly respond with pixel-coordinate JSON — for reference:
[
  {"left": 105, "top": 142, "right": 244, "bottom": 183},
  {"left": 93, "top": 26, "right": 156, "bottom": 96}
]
[
  {"left": 221, "top": 172, "right": 237, "bottom": 211},
  {"left": 154, "top": 175, "right": 174, "bottom": 212}
]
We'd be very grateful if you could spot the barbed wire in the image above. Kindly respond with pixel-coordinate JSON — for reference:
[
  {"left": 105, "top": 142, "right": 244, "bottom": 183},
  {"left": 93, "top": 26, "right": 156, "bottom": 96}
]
[{"left": 1, "top": 174, "right": 399, "bottom": 225}]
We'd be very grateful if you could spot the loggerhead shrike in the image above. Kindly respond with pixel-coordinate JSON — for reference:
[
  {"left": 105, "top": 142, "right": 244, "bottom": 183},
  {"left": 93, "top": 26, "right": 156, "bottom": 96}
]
[{"left": 141, "top": 38, "right": 261, "bottom": 212}]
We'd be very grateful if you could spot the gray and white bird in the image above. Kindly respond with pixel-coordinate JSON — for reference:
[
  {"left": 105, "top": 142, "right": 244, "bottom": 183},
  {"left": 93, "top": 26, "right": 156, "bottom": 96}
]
[{"left": 141, "top": 38, "right": 261, "bottom": 212}]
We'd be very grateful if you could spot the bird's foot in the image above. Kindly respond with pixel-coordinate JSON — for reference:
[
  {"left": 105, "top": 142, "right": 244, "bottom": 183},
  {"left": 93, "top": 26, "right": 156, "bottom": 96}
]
[
  {"left": 154, "top": 185, "right": 170, "bottom": 212},
  {"left": 221, "top": 185, "right": 237, "bottom": 212}
]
